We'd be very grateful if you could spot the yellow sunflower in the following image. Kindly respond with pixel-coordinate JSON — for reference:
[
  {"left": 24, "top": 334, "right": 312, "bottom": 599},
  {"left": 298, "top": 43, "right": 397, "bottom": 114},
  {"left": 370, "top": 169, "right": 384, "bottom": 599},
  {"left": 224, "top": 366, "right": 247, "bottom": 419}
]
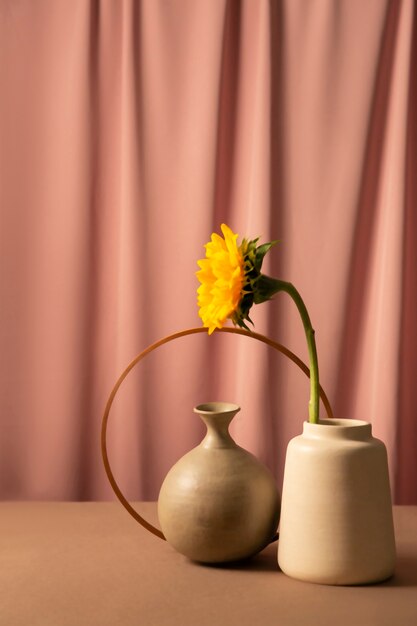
[
  {"left": 196, "top": 224, "right": 244, "bottom": 334},
  {"left": 196, "top": 224, "right": 320, "bottom": 424}
]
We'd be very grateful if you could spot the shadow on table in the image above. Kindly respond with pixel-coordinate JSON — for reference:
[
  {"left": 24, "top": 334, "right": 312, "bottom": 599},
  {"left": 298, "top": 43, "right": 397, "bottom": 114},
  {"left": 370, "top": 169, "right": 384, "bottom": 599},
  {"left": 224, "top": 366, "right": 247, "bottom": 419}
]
[
  {"left": 381, "top": 554, "right": 417, "bottom": 588},
  {"left": 193, "top": 542, "right": 280, "bottom": 573},
  {"left": 193, "top": 550, "right": 417, "bottom": 585}
]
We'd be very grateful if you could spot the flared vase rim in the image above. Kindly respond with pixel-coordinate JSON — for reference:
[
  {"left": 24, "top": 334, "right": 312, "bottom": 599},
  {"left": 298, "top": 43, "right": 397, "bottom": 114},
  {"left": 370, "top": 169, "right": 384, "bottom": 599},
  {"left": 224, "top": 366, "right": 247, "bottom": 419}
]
[{"left": 194, "top": 402, "right": 240, "bottom": 415}]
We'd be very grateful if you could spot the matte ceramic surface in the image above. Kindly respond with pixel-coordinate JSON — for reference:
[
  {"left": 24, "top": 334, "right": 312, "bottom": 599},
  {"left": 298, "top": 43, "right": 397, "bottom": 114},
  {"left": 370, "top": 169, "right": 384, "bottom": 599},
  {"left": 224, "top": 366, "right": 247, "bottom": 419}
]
[
  {"left": 158, "top": 402, "right": 280, "bottom": 563},
  {"left": 278, "top": 419, "right": 396, "bottom": 585}
]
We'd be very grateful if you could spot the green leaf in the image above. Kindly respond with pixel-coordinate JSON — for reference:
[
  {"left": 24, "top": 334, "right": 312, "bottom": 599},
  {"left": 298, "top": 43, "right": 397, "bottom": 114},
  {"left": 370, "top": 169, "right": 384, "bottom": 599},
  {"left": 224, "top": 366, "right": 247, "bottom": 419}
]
[{"left": 254, "top": 240, "right": 278, "bottom": 272}]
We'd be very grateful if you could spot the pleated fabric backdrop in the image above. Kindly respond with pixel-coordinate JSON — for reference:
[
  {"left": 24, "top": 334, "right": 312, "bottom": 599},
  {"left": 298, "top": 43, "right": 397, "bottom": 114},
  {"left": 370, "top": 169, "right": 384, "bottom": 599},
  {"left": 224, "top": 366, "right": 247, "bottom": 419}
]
[{"left": 0, "top": 0, "right": 416, "bottom": 504}]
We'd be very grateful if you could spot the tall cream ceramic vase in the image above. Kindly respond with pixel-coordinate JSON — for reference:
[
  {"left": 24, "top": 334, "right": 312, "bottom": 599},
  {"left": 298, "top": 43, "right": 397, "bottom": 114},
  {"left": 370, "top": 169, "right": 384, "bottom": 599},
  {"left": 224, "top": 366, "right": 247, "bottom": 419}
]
[
  {"left": 278, "top": 419, "right": 396, "bottom": 585},
  {"left": 158, "top": 402, "right": 280, "bottom": 563}
]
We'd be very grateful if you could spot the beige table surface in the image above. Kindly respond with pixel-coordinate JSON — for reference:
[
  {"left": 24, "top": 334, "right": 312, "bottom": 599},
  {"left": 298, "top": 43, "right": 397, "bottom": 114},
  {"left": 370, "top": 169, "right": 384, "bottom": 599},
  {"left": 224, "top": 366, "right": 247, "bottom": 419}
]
[{"left": 1, "top": 503, "right": 416, "bottom": 626}]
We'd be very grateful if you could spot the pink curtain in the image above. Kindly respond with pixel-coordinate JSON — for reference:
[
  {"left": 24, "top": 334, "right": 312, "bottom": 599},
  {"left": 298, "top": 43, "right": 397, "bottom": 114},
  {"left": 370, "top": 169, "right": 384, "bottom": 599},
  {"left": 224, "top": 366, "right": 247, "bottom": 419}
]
[{"left": 1, "top": 0, "right": 416, "bottom": 504}]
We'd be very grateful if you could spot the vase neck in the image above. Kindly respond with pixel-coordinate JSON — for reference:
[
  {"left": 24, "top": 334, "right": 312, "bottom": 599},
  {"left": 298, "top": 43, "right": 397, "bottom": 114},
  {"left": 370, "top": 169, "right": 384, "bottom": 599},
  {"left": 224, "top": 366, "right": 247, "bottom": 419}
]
[{"left": 194, "top": 402, "right": 240, "bottom": 449}]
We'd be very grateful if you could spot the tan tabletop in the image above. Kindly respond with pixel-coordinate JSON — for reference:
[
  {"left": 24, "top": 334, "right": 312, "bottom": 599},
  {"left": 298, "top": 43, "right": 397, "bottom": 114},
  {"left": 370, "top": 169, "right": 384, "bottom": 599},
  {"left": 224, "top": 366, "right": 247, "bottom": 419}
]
[{"left": 1, "top": 503, "right": 416, "bottom": 626}]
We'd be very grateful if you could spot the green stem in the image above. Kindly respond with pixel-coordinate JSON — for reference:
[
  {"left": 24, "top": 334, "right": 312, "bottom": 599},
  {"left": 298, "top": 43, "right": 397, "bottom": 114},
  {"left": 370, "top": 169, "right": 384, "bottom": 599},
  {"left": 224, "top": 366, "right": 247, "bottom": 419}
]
[{"left": 256, "top": 276, "right": 320, "bottom": 423}]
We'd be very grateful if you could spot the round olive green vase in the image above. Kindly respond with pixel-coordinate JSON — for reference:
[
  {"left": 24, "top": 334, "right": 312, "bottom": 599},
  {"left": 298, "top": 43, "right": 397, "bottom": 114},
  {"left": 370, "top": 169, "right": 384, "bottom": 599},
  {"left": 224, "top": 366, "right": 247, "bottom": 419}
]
[
  {"left": 158, "top": 402, "right": 280, "bottom": 563},
  {"left": 278, "top": 419, "right": 396, "bottom": 585}
]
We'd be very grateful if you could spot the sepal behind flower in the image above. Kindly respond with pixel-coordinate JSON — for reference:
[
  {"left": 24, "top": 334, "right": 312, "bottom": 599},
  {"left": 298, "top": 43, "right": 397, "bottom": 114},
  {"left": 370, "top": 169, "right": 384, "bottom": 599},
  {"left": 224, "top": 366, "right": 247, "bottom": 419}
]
[{"left": 231, "top": 237, "right": 279, "bottom": 329}]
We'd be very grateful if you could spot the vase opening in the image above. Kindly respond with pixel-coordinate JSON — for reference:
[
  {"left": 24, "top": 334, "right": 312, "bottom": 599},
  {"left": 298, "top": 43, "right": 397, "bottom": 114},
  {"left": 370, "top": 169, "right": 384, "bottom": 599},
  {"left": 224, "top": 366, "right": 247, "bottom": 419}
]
[
  {"left": 303, "top": 418, "right": 372, "bottom": 441},
  {"left": 194, "top": 402, "right": 240, "bottom": 415},
  {"left": 317, "top": 418, "right": 369, "bottom": 427}
]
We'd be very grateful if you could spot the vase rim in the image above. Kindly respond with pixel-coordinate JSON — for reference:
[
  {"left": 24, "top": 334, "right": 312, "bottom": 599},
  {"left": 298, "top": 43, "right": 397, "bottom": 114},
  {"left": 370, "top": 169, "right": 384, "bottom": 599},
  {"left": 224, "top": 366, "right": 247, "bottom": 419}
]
[
  {"left": 194, "top": 402, "right": 240, "bottom": 415},
  {"left": 303, "top": 418, "right": 372, "bottom": 439},
  {"left": 309, "top": 418, "right": 370, "bottom": 427}
]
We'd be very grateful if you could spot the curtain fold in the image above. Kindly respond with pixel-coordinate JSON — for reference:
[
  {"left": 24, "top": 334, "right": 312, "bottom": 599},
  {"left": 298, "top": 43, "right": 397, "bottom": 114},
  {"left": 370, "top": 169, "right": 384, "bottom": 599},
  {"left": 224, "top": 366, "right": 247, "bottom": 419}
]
[{"left": 0, "top": 0, "right": 415, "bottom": 503}]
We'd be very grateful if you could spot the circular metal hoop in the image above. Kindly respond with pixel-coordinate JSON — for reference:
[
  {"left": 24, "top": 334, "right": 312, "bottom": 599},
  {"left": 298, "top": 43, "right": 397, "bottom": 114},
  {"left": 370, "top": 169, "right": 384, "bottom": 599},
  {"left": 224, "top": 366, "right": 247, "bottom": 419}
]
[{"left": 101, "top": 326, "right": 334, "bottom": 541}]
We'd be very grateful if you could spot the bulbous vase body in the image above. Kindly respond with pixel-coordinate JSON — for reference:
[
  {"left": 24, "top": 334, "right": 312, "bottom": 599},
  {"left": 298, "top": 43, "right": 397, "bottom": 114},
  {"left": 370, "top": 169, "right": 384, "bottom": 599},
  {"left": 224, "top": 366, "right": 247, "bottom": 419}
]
[
  {"left": 278, "top": 419, "right": 396, "bottom": 585},
  {"left": 158, "top": 402, "right": 280, "bottom": 563}
]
